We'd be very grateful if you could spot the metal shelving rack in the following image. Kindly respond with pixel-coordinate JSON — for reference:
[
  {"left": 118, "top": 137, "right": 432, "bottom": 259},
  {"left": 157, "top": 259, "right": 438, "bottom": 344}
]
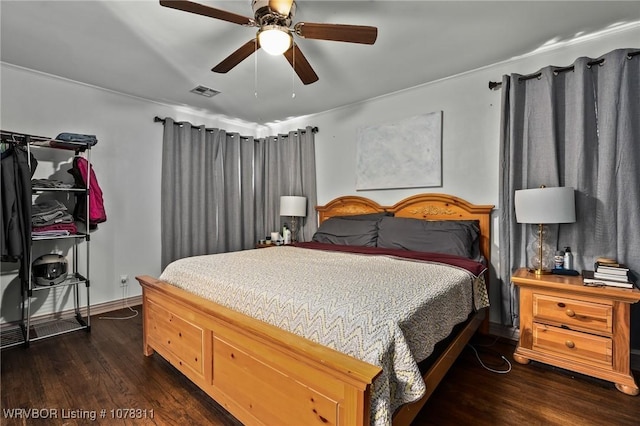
[{"left": 1, "top": 130, "right": 91, "bottom": 348}]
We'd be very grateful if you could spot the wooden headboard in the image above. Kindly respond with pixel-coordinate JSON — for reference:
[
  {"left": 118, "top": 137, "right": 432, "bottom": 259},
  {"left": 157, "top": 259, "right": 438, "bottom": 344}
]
[{"left": 316, "top": 193, "right": 494, "bottom": 266}]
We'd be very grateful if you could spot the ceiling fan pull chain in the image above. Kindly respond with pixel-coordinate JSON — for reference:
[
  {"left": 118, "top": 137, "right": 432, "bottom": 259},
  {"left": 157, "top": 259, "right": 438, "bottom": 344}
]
[
  {"left": 254, "top": 38, "right": 259, "bottom": 98},
  {"left": 291, "top": 42, "right": 296, "bottom": 98}
]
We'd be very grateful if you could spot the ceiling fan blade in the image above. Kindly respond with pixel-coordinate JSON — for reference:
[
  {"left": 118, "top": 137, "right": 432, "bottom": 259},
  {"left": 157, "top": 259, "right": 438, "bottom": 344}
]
[
  {"left": 269, "top": 0, "right": 294, "bottom": 17},
  {"left": 212, "top": 39, "right": 259, "bottom": 73},
  {"left": 295, "top": 22, "right": 378, "bottom": 44},
  {"left": 159, "top": 0, "right": 253, "bottom": 26},
  {"left": 283, "top": 44, "right": 319, "bottom": 85}
]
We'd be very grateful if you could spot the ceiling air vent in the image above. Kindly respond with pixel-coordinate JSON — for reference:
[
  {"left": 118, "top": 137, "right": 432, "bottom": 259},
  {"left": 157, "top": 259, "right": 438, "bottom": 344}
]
[{"left": 190, "top": 85, "right": 220, "bottom": 97}]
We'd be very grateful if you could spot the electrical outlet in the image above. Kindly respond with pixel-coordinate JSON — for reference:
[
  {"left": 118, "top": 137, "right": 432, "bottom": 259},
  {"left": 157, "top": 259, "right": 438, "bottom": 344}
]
[{"left": 120, "top": 275, "right": 129, "bottom": 287}]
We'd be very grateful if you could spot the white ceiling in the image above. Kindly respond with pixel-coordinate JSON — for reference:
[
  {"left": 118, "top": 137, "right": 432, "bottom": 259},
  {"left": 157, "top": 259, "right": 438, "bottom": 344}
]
[{"left": 1, "top": 1, "right": 639, "bottom": 125}]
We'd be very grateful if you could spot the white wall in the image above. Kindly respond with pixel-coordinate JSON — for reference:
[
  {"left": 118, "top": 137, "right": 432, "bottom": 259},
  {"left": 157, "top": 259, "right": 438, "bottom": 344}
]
[
  {"left": 1, "top": 24, "right": 637, "bottom": 324},
  {"left": 273, "top": 26, "right": 639, "bottom": 206},
  {"left": 0, "top": 64, "right": 257, "bottom": 322}
]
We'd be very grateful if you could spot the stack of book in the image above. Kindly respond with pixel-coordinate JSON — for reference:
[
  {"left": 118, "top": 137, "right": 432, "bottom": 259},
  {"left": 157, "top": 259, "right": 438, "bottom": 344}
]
[{"left": 582, "top": 259, "right": 635, "bottom": 289}]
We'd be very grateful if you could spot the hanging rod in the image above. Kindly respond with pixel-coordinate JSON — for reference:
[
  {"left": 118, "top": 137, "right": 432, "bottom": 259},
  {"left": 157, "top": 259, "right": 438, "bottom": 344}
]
[
  {"left": 154, "top": 116, "right": 318, "bottom": 135},
  {"left": 488, "top": 50, "right": 640, "bottom": 90}
]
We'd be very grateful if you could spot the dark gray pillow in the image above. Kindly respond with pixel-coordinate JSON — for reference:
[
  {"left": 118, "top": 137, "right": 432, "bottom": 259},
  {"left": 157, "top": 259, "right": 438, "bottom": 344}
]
[
  {"left": 377, "top": 217, "right": 480, "bottom": 258},
  {"left": 312, "top": 217, "right": 379, "bottom": 246}
]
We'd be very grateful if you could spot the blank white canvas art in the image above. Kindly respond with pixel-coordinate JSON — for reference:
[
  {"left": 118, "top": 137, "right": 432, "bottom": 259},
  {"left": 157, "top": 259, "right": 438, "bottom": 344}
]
[{"left": 356, "top": 111, "right": 442, "bottom": 190}]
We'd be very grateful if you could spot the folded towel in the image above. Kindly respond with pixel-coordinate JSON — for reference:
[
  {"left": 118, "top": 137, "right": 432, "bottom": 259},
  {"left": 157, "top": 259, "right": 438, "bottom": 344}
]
[{"left": 32, "top": 200, "right": 67, "bottom": 216}]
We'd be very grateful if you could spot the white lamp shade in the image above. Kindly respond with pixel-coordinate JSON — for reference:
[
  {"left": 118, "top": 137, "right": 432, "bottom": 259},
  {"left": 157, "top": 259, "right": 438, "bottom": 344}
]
[
  {"left": 280, "top": 196, "right": 307, "bottom": 217},
  {"left": 515, "top": 187, "right": 576, "bottom": 224},
  {"left": 258, "top": 26, "right": 292, "bottom": 55}
]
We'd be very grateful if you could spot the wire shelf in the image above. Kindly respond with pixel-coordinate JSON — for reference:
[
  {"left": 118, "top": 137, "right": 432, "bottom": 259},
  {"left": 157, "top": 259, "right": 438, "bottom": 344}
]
[
  {"left": 28, "top": 316, "right": 88, "bottom": 342},
  {"left": 0, "top": 325, "right": 26, "bottom": 349}
]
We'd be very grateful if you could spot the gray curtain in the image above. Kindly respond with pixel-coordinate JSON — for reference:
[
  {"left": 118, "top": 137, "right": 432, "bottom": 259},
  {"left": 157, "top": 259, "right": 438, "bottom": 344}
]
[
  {"left": 161, "top": 119, "right": 317, "bottom": 269},
  {"left": 498, "top": 48, "right": 640, "bottom": 330},
  {"left": 259, "top": 129, "right": 318, "bottom": 242}
]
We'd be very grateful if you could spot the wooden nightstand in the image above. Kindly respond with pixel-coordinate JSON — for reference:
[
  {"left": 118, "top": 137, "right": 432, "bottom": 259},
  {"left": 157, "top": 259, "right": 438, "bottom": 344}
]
[{"left": 511, "top": 267, "right": 640, "bottom": 395}]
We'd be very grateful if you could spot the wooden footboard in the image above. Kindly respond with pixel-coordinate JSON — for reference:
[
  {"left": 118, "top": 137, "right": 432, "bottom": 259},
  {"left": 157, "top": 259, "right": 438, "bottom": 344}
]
[
  {"left": 137, "top": 275, "right": 382, "bottom": 426},
  {"left": 137, "top": 275, "right": 485, "bottom": 426}
]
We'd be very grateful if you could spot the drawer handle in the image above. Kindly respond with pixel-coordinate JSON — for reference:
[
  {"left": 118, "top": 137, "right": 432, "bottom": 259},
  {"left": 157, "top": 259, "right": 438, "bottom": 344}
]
[
  {"left": 565, "top": 340, "right": 575, "bottom": 349},
  {"left": 565, "top": 309, "right": 575, "bottom": 317}
]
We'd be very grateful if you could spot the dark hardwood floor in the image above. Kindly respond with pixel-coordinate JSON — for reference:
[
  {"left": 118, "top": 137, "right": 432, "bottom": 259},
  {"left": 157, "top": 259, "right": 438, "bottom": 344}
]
[{"left": 1, "top": 306, "right": 638, "bottom": 425}]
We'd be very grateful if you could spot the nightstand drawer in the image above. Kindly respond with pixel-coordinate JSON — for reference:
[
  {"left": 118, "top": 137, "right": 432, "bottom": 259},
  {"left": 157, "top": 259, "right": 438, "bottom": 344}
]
[
  {"left": 532, "top": 323, "right": 612, "bottom": 367},
  {"left": 533, "top": 294, "right": 612, "bottom": 334}
]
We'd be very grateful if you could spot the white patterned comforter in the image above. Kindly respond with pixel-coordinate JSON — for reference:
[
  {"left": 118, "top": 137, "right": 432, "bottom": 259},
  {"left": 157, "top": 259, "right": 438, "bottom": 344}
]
[{"left": 159, "top": 245, "right": 488, "bottom": 425}]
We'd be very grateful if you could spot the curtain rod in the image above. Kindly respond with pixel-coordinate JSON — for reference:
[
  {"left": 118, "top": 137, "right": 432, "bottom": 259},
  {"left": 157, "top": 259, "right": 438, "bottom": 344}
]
[
  {"left": 488, "top": 50, "right": 640, "bottom": 90},
  {"left": 154, "top": 116, "right": 318, "bottom": 135}
]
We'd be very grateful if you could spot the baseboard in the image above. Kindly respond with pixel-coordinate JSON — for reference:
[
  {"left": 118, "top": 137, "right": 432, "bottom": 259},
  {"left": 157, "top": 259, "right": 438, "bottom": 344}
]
[
  {"left": 85, "top": 295, "right": 142, "bottom": 317},
  {"left": 0, "top": 295, "right": 142, "bottom": 329}
]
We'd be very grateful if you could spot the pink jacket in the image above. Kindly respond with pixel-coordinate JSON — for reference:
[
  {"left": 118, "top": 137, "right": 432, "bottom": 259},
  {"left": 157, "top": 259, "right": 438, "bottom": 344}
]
[{"left": 68, "top": 157, "right": 106, "bottom": 227}]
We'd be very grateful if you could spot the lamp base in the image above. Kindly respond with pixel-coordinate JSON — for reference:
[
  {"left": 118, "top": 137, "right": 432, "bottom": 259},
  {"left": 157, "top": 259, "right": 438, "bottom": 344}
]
[
  {"left": 527, "top": 223, "right": 554, "bottom": 275},
  {"left": 529, "top": 268, "right": 553, "bottom": 275},
  {"left": 290, "top": 216, "right": 299, "bottom": 243}
]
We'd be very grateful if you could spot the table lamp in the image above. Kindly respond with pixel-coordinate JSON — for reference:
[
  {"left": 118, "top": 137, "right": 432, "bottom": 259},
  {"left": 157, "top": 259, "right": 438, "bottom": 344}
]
[
  {"left": 280, "top": 196, "right": 307, "bottom": 243},
  {"left": 514, "top": 186, "right": 576, "bottom": 275}
]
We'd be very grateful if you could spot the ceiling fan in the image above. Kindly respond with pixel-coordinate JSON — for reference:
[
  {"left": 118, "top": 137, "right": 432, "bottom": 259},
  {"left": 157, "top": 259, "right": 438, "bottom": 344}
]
[{"left": 159, "top": 0, "right": 378, "bottom": 85}]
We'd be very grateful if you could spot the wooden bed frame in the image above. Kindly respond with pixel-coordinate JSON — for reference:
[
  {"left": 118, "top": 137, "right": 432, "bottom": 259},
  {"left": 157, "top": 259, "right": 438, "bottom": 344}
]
[{"left": 136, "top": 193, "right": 493, "bottom": 426}]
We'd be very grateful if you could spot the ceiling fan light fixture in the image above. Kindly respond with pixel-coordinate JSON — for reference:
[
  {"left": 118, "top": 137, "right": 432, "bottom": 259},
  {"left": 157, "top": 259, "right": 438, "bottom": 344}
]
[{"left": 258, "top": 25, "right": 292, "bottom": 55}]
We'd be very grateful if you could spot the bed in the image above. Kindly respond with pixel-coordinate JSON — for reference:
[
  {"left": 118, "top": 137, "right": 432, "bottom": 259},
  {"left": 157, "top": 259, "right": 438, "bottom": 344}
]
[{"left": 136, "top": 193, "right": 493, "bottom": 426}]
